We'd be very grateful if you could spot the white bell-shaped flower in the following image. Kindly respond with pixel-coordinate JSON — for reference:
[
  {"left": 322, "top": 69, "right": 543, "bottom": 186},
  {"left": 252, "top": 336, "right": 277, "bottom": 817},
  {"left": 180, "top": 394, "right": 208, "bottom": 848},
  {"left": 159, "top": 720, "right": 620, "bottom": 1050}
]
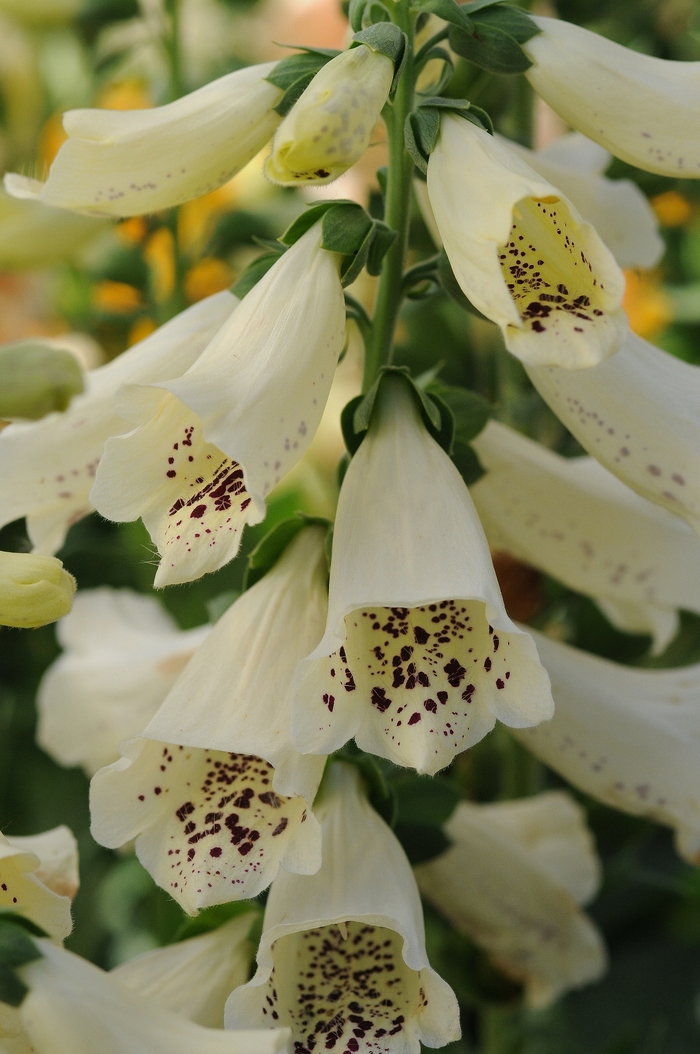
[
  {"left": 471, "top": 420, "right": 700, "bottom": 654},
  {"left": 90, "top": 224, "right": 346, "bottom": 587},
  {"left": 514, "top": 628, "right": 700, "bottom": 864},
  {"left": 112, "top": 911, "right": 256, "bottom": 1027},
  {"left": 3, "top": 938, "right": 290, "bottom": 1054},
  {"left": 4, "top": 63, "right": 283, "bottom": 217},
  {"left": 426, "top": 115, "right": 627, "bottom": 369},
  {"left": 0, "top": 825, "right": 77, "bottom": 941},
  {"left": 498, "top": 133, "right": 663, "bottom": 270},
  {"left": 37, "top": 588, "right": 211, "bottom": 777},
  {"left": 265, "top": 44, "right": 393, "bottom": 186},
  {"left": 90, "top": 528, "right": 328, "bottom": 912},
  {"left": 415, "top": 792, "right": 606, "bottom": 1009},
  {"left": 225, "top": 761, "right": 461, "bottom": 1054},
  {"left": 293, "top": 377, "right": 552, "bottom": 775},
  {"left": 525, "top": 331, "right": 700, "bottom": 537},
  {"left": 0, "top": 186, "right": 107, "bottom": 269},
  {"left": 0, "top": 290, "right": 235, "bottom": 556},
  {"left": 524, "top": 16, "right": 700, "bottom": 179}
]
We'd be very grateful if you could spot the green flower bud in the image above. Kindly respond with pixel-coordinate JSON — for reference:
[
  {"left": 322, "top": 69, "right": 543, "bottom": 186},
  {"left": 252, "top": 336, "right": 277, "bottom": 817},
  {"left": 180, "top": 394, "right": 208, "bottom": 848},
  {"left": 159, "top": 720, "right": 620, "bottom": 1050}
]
[
  {"left": 0, "top": 343, "right": 84, "bottom": 420},
  {"left": 0, "top": 551, "right": 76, "bottom": 629}
]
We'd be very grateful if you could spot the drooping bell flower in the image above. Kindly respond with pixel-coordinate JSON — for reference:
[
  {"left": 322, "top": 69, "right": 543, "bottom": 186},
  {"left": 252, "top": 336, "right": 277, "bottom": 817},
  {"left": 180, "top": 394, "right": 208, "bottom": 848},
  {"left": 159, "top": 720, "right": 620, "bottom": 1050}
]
[
  {"left": 0, "top": 825, "right": 78, "bottom": 941},
  {"left": 293, "top": 376, "right": 553, "bottom": 775},
  {"left": 225, "top": 761, "right": 461, "bottom": 1054},
  {"left": 416, "top": 792, "right": 607, "bottom": 1009},
  {"left": 4, "top": 63, "right": 283, "bottom": 217},
  {"left": 37, "top": 588, "right": 211, "bottom": 776},
  {"left": 426, "top": 114, "right": 627, "bottom": 368},
  {"left": 89, "top": 527, "right": 329, "bottom": 912},
  {"left": 90, "top": 224, "right": 346, "bottom": 586}
]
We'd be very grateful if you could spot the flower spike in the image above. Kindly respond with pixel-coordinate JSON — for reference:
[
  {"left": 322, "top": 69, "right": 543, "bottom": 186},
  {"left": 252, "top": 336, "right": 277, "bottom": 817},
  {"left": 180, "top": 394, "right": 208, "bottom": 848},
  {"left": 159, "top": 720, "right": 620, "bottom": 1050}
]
[
  {"left": 90, "top": 527, "right": 328, "bottom": 912},
  {"left": 524, "top": 16, "right": 700, "bottom": 179},
  {"left": 90, "top": 224, "right": 346, "bottom": 586},
  {"left": 5, "top": 63, "right": 283, "bottom": 217},
  {"left": 293, "top": 376, "right": 553, "bottom": 774},
  {"left": 426, "top": 114, "right": 627, "bottom": 369},
  {"left": 225, "top": 761, "right": 461, "bottom": 1054}
]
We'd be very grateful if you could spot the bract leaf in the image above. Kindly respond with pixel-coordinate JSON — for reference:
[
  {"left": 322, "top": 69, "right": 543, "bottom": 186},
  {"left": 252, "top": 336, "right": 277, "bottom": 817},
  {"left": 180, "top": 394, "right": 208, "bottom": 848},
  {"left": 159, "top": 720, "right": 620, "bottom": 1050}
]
[
  {"left": 266, "top": 50, "right": 338, "bottom": 92},
  {"left": 413, "top": 0, "right": 474, "bottom": 33},
  {"left": 365, "top": 221, "right": 396, "bottom": 276},
  {"left": 353, "top": 22, "right": 406, "bottom": 65},
  {"left": 451, "top": 438, "right": 486, "bottom": 486},
  {"left": 229, "top": 249, "right": 284, "bottom": 299},
  {"left": 321, "top": 203, "right": 373, "bottom": 256},
  {"left": 426, "top": 383, "right": 492, "bottom": 443},
  {"left": 244, "top": 513, "right": 331, "bottom": 590}
]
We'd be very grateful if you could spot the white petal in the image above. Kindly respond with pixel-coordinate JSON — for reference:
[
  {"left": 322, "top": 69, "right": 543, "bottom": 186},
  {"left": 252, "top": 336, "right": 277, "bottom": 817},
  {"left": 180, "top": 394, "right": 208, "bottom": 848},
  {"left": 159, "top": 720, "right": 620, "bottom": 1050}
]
[
  {"left": 37, "top": 588, "right": 210, "bottom": 776},
  {"left": 415, "top": 795, "right": 606, "bottom": 1010},
  {"left": 143, "top": 526, "right": 328, "bottom": 801},
  {"left": 266, "top": 45, "right": 393, "bottom": 186},
  {"left": 112, "top": 912, "right": 256, "bottom": 1027},
  {"left": 0, "top": 291, "right": 236, "bottom": 555},
  {"left": 91, "top": 225, "right": 345, "bottom": 586},
  {"left": 470, "top": 419, "right": 700, "bottom": 651},
  {"left": 4, "top": 826, "right": 79, "bottom": 901},
  {"left": 498, "top": 133, "right": 664, "bottom": 270},
  {"left": 426, "top": 115, "right": 627, "bottom": 369},
  {"left": 525, "top": 16, "right": 700, "bottom": 178},
  {"left": 514, "top": 628, "right": 700, "bottom": 863},
  {"left": 7, "top": 64, "right": 282, "bottom": 217},
  {"left": 225, "top": 762, "right": 461, "bottom": 1053},
  {"left": 0, "top": 831, "right": 72, "bottom": 941},
  {"left": 294, "top": 378, "right": 553, "bottom": 774},
  {"left": 0, "top": 185, "right": 107, "bottom": 268},
  {"left": 525, "top": 331, "right": 700, "bottom": 536},
  {"left": 13, "top": 939, "right": 290, "bottom": 1054}
]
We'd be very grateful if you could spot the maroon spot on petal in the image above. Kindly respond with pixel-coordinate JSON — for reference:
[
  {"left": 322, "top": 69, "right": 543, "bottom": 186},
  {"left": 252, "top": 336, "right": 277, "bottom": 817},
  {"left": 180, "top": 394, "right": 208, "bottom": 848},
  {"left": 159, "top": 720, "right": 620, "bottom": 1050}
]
[
  {"left": 190, "top": 504, "right": 207, "bottom": 518},
  {"left": 370, "top": 686, "right": 392, "bottom": 712},
  {"left": 413, "top": 626, "right": 430, "bottom": 644},
  {"left": 210, "top": 846, "right": 222, "bottom": 857},
  {"left": 424, "top": 699, "right": 437, "bottom": 713},
  {"left": 408, "top": 712, "right": 421, "bottom": 725},
  {"left": 272, "top": 817, "right": 289, "bottom": 836}
]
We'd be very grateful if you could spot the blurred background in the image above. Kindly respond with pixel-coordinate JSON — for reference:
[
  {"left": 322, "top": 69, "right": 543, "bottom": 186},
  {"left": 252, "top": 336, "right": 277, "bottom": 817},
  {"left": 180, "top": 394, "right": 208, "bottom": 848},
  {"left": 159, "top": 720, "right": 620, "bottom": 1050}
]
[{"left": 3, "top": 0, "right": 700, "bottom": 1051}]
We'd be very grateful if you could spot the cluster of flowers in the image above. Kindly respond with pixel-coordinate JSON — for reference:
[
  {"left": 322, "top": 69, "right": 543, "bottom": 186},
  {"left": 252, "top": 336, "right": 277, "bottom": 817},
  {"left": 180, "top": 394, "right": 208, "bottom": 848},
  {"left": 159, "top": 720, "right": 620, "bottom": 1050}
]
[{"left": 2, "top": 4, "right": 700, "bottom": 1052}]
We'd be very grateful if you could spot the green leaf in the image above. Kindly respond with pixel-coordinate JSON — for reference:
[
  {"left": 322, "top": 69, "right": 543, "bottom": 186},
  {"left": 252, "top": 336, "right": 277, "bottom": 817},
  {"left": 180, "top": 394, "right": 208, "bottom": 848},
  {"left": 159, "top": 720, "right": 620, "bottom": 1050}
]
[
  {"left": 340, "top": 224, "right": 375, "bottom": 288},
  {"left": 424, "top": 392, "right": 455, "bottom": 454},
  {"left": 404, "top": 114, "right": 429, "bottom": 176},
  {"left": 414, "top": 47, "right": 454, "bottom": 96},
  {"left": 451, "top": 438, "right": 486, "bottom": 486},
  {"left": 336, "top": 744, "right": 398, "bottom": 827},
  {"left": 413, "top": 0, "right": 473, "bottom": 33},
  {"left": 340, "top": 394, "right": 366, "bottom": 456},
  {"left": 353, "top": 22, "right": 405, "bottom": 65},
  {"left": 473, "top": 3, "right": 540, "bottom": 44},
  {"left": 171, "top": 901, "right": 260, "bottom": 943},
  {"left": 348, "top": 0, "right": 392, "bottom": 31},
  {"left": 321, "top": 204, "right": 373, "bottom": 256},
  {"left": 266, "top": 49, "right": 337, "bottom": 92},
  {"left": 0, "top": 960, "right": 28, "bottom": 1007},
  {"left": 273, "top": 72, "right": 317, "bottom": 117},
  {"left": 280, "top": 199, "right": 358, "bottom": 246},
  {"left": 448, "top": 7, "right": 539, "bottom": 75},
  {"left": 365, "top": 221, "right": 396, "bottom": 277},
  {"left": 0, "top": 917, "right": 43, "bottom": 1008},
  {"left": 243, "top": 513, "right": 331, "bottom": 590},
  {"left": 394, "top": 822, "right": 451, "bottom": 865},
  {"left": 437, "top": 250, "right": 488, "bottom": 318},
  {"left": 229, "top": 250, "right": 284, "bottom": 299},
  {"left": 342, "top": 369, "right": 452, "bottom": 457},
  {"left": 393, "top": 773, "right": 461, "bottom": 826},
  {"left": 426, "top": 383, "right": 492, "bottom": 443},
  {"left": 0, "top": 912, "right": 47, "bottom": 938}
]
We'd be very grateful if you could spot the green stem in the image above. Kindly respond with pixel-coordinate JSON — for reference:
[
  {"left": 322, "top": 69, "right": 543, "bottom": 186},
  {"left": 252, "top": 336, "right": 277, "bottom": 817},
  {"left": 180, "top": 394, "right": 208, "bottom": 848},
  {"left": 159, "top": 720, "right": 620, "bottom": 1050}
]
[
  {"left": 164, "top": 0, "right": 184, "bottom": 101},
  {"left": 362, "top": 3, "right": 415, "bottom": 393}
]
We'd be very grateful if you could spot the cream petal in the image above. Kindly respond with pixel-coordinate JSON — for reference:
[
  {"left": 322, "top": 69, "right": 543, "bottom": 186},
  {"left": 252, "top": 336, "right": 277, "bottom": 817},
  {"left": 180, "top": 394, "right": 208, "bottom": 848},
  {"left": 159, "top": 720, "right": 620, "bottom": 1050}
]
[
  {"left": 514, "top": 628, "right": 700, "bottom": 863},
  {"left": 37, "top": 588, "right": 210, "bottom": 776},
  {"left": 498, "top": 133, "right": 663, "bottom": 270},
  {"left": 470, "top": 419, "right": 700, "bottom": 652},
  {"left": 143, "top": 527, "right": 328, "bottom": 802},
  {"left": 225, "top": 762, "right": 461, "bottom": 1053},
  {"left": 0, "top": 185, "right": 107, "bottom": 268},
  {"left": 293, "top": 378, "right": 552, "bottom": 775},
  {"left": 90, "top": 741, "right": 322, "bottom": 914},
  {"left": 0, "top": 291, "right": 236, "bottom": 555},
  {"left": 415, "top": 794, "right": 606, "bottom": 1009},
  {"left": 0, "top": 831, "right": 72, "bottom": 941},
  {"left": 6, "top": 64, "right": 282, "bottom": 217},
  {"left": 265, "top": 45, "right": 393, "bottom": 187},
  {"left": 112, "top": 912, "right": 256, "bottom": 1027},
  {"left": 426, "top": 115, "right": 627, "bottom": 369},
  {"left": 525, "top": 331, "right": 700, "bottom": 536},
  {"left": 0, "top": 552, "right": 75, "bottom": 629},
  {"left": 4, "top": 826, "right": 79, "bottom": 901},
  {"left": 12, "top": 939, "right": 290, "bottom": 1054},
  {"left": 91, "top": 225, "right": 345, "bottom": 586},
  {"left": 525, "top": 16, "right": 700, "bottom": 178}
]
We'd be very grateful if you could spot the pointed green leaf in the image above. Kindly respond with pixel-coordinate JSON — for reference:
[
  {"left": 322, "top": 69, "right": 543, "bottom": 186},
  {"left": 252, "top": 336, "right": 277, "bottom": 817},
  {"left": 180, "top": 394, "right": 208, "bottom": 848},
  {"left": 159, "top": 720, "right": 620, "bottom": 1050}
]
[
  {"left": 365, "top": 221, "right": 396, "bottom": 277},
  {"left": 243, "top": 513, "right": 331, "bottom": 589},
  {"left": 230, "top": 250, "right": 284, "bottom": 299},
  {"left": 265, "top": 50, "right": 337, "bottom": 92}
]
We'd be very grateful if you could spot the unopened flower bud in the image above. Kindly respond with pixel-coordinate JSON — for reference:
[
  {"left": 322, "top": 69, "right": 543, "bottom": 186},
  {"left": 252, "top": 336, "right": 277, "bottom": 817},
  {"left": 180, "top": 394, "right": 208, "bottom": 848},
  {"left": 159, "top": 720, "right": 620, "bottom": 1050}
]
[
  {"left": 0, "top": 342, "right": 84, "bottom": 420},
  {"left": 0, "top": 551, "right": 75, "bottom": 629}
]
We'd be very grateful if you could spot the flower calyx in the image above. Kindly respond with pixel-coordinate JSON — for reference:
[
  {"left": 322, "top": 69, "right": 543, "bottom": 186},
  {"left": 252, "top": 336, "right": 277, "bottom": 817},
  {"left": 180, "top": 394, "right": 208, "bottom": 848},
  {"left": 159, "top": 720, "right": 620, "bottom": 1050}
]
[
  {"left": 243, "top": 511, "right": 332, "bottom": 591},
  {"left": 0, "top": 911, "right": 45, "bottom": 1008},
  {"left": 448, "top": 2, "right": 541, "bottom": 75},
  {"left": 265, "top": 47, "right": 340, "bottom": 118},
  {"left": 281, "top": 200, "right": 396, "bottom": 286},
  {"left": 405, "top": 97, "right": 493, "bottom": 176}
]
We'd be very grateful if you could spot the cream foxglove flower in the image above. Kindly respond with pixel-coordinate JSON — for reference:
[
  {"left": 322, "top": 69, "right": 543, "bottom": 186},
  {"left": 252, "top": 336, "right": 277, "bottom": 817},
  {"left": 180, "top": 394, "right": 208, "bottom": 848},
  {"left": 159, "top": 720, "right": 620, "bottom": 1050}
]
[
  {"left": 265, "top": 44, "right": 393, "bottom": 186},
  {"left": 0, "top": 552, "right": 75, "bottom": 629},
  {"left": 415, "top": 792, "right": 606, "bottom": 1009},
  {"left": 4, "top": 64, "right": 283, "bottom": 218},
  {"left": 293, "top": 378, "right": 553, "bottom": 775},
  {"left": 37, "top": 588, "right": 211, "bottom": 777},
  {"left": 499, "top": 133, "right": 663, "bottom": 270},
  {"left": 471, "top": 420, "right": 700, "bottom": 654},
  {"left": 524, "top": 16, "right": 700, "bottom": 179},
  {"left": 0, "top": 826, "right": 77, "bottom": 941},
  {"left": 525, "top": 331, "right": 700, "bottom": 536},
  {"left": 0, "top": 187, "right": 107, "bottom": 269},
  {"left": 90, "top": 528, "right": 328, "bottom": 912},
  {"left": 0, "top": 291, "right": 235, "bottom": 557},
  {"left": 225, "top": 762, "right": 461, "bottom": 1053},
  {"left": 2, "top": 939, "right": 290, "bottom": 1054},
  {"left": 90, "top": 225, "right": 345, "bottom": 587},
  {"left": 513, "top": 628, "right": 700, "bottom": 864},
  {"left": 112, "top": 912, "right": 256, "bottom": 1028},
  {"left": 426, "top": 115, "right": 627, "bottom": 369}
]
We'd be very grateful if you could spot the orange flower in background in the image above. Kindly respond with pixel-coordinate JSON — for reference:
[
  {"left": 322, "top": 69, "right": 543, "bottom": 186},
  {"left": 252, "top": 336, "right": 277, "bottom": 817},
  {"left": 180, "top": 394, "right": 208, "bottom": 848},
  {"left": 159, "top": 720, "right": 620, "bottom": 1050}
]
[
  {"left": 183, "top": 257, "right": 233, "bottom": 302},
  {"left": 144, "top": 227, "right": 175, "bottom": 303},
  {"left": 116, "top": 217, "right": 148, "bottom": 245},
  {"left": 651, "top": 189, "right": 692, "bottom": 228},
  {"left": 92, "top": 280, "right": 142, "bottom": 314},
  {"left": 127, "top": 316, "right": 157, "bottom": 346},
  {"left": 95, "top": 79, "right": 152, "bottom": 112},
  {"left": 37, "top": 112, "right": 67, "bottom": 172},
  {"left": 622, "top": 269, "right": 673, "bottom": 340},
  {"left": 178, "top": 181, "right": 239, "bottom": 257}
]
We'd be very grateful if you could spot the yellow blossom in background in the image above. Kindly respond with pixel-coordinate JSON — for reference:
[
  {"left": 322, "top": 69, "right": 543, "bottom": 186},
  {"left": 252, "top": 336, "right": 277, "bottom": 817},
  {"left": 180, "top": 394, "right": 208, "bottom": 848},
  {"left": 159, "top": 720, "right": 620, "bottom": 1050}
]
[
  {"left": 622, "top": 269, "right": 672, "bottom": 340},
  {"left": 651, "top": 189, "right": 692, "bottom": 227},
  {"left": 183, "top": 257, "right": 233, "bottom": 302},
  {"left": 37, "top": 111, "right": 67, "bottom": 172},
  {"left": 92, "top": 280, "right": 142, "bottom": 314},
  {"left": 178, "top": 180, "right": 239, "bottom": 257},
  {"left": 144, "top": 227, "right": 176, "bottom": 303},
  {"left": 95, "top": 79, "right": 152, "bottom": 112},
  {"left": 127, "top": 316, "right": 157, "bottom": 346},
  {"left": 116, "top": 217, "right": 148, "bottom": 245}
]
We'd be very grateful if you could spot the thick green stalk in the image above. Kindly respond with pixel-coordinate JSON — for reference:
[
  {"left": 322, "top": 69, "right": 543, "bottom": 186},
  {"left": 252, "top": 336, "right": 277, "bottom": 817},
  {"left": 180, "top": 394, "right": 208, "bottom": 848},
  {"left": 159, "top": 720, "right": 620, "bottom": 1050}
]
[{"left": 362, "top": 4, "right": 415, "bottom": 392}]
